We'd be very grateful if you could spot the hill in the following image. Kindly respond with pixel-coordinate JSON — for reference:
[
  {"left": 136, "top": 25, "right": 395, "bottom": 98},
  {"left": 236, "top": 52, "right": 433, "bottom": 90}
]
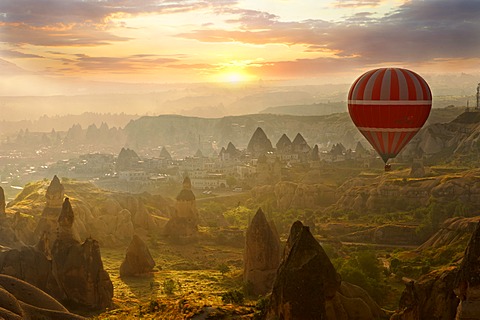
[
  {"left": 123, "top": 107, "right": 465, "bottom": 156},
  {"left": 6, "top": 178, "right": 173, "bottom": 247}
]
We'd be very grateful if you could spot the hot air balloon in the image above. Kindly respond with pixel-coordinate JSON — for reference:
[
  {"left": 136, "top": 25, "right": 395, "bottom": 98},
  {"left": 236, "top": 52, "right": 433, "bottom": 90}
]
[{"left": 348, "top": 68, "right": 432, "bottom": 171}]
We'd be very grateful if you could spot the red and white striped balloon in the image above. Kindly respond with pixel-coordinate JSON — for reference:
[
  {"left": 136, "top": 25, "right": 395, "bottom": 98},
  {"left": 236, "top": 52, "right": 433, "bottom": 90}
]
[{"left": 348, "top": 67, "right": 432, "bottom": 163}]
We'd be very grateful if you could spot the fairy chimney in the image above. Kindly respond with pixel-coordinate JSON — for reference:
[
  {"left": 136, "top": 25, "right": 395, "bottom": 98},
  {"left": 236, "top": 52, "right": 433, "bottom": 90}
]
[{"left": 244, "top": 208, "right": 281, "bottom": 296}]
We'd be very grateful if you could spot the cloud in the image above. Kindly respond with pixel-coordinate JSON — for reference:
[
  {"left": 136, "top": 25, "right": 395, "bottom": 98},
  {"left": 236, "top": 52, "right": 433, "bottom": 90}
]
[
  {"left": 0, "top": 0, "right": 237, "bottom": 26},
  {"left": 0, "top": 49, "right": 44, "bottom": 58},
  {"left": 0, "top": 0, "right": 237, "bottom": 46},
  {"left": 61, "top": 53, "right": 179, "bottom": 73},
  {"left": 0, "top": 22, "right": 130, "bottom": 46},
  {"left": 332, "top": 0, "right": 383, "bottom": 8},
  {"left": 179, "top": 0, "right": 480, "bottom": 64}
]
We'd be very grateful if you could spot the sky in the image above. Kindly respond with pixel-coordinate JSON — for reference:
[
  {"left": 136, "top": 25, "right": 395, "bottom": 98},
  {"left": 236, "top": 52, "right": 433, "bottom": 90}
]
[{"left": 0, "top": 0, "right": 479, "bottom": 95}]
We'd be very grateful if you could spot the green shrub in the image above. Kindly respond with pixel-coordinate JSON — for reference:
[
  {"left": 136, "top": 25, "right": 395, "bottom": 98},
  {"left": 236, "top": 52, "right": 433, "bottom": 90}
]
[
  {"left": 162, "top": 278, "right": 177, "bottom": 295},
  {"left": 221, "top": 289, "right": 244, "bottom": 304},
  {"left": 218, "top": 263, "right": 230, "bottom": 276}
]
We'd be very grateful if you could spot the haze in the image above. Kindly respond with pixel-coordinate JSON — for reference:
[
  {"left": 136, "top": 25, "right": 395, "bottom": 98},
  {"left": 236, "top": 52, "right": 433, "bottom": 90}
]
[{"left": 0, "top": 0, "right": 479, "bottom": 119}]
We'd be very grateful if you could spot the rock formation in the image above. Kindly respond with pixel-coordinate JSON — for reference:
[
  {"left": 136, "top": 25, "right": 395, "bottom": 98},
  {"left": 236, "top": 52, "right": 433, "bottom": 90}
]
[
  {"left": 391, "top": 269, "right": 459, "bottom": 320},
  {"left": 292, "top": 132, "right": 311, "bottom": 153},
  {"left": 8, "top": 178, "right": 172, "bottom": 248},
  {"left": 51, "top": 198, "right": 113, "bottom": 310},
  {"left": 391, "top": 221, "right": 480, "bottom": 320},
  {"left": 164, "top": 177, "right": 199, "bottom": 242},
  {"left": 454, "top": 221, "right": 480, "bottom": 319},
  {"left": 160, "top": 146, "right": 172, "bottom": 160},
  {"left": 266, "top": 221, "right": 386, "bottom": 320},
  {"left": 33, "top": 175, "right": 65, "bottom": 248},
  {"left": 310, "top": 144, "right": 320, "bottom": 161},
  {"left": 247, "top": 127, "right": 273, "bottom": 157},
  {"left": 0, "top": 186, "right": 5, "bottom": 218},
  {"left": 266, "top": 221, "right": 341, "bottom": 319},
  {"left": 225, "top": 142, "right": 241, "bottom": 158},
  {"left": 0, "top": 244, "right": 60, "bottom": 296},
  {"left": 417, "top": 217, "right": 480, "bottom": 251},
  {"left": 244, "top": 208, "right": 280, "bottom": 296},
  {"left": 116, "top": 147, "right": 141, "bottom": 171},
  {"left": 0, "top": 186, "right": 18, "bottom": 248},
  {"left": 0, "top": 274, "right": 85, "bottom": 320},
  {"left": 276, "top": 134, "right": 292, "bottom": 154},
  {"left": 120, "top": 234, "right": 155, "bottom": 277}
]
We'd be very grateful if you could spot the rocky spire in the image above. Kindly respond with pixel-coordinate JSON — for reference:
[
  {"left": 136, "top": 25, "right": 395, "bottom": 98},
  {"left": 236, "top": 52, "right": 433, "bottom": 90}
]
[
  {"left": 0, "top": 186, "right": 5, "bottom": 217},
  {"left": 160, "top": 146, "right": 172, "bottom": 160},
  {"left": 310, "top": 144, "right": 320, "bottom": 161},
  {"left": 355, "top": 141, "right": 367, "bottom": 154},
  {"left": 244, "top": 208, "right": 280, "bottom": 296},
  {"left": 276, "top": 134, "right": 292, "bottom": 153},
  {"left": 266, "top": 221, "right": 341, "bottom": 320},
  {"left": 165, "top": 176, "right": 199, "bottom": 242},
  {"left": 292, "top": 133, "right": 311, "bottom": 153},
  {"left": 225, "top": 142, "right": 240, "bottom": 158},
  {"left": 247, "top": 127, "right": 273, "bottom": 157},
  {"left": 116, "top": 147, "right": 140, "bottom": 171},
  {"left": 176, "top": 176, "right": 195, "bottom": 201},
  {"left": 57, "top": 198, "right": 75, "bottom": 243},
  {"left": 46, "top": 175, "right": 64, "bottom": 209},
  {"left": 194, "top": 149, "right": 204, "bottom": 157},
  {"left": 34, "top": 175, "right": 66, "bottom": 248}
]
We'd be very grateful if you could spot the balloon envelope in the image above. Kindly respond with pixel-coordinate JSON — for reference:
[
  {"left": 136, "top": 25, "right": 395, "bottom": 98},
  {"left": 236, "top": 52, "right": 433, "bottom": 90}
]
[{"left": 348, "top": 67, "right": 432, "bottom": 163}]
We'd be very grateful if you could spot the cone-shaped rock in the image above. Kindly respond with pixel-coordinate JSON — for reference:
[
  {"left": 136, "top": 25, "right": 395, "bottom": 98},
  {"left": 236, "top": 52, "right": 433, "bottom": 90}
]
[
  {"left": 266, "top": 221, "right": 341, "bottom": 320},
  {"left": 455, "top": 221, "right": 480, "bottom": 319},
  {"left": 276, "top": 134, "right": 292, "bottom": 154},
  {"left": 120, "top": 235, "right": 155, "bottom": 277},
  {"left": 116, "top": 148, "right": 141, "bottom": 171},
  {"left": 292, "top": 133, "right": 311, "bottom": 153},
  {"left": 247, "top": 127, "right": 273, "bottom": 157},
  {"left": 160, "top": 146, "right": 172, "bottom": 160},
  {"left": 46, "top": 175, "right": 64, "bottom": 209},
  {"left": 57, "top": 198, "right": 75, "bottom": 243},
  {"left": 52, "top": 199, "right": 113, "bottom": 310},
  {"left": 164, "top": 176, "right": 199, "bottom": 242},
  {"left": 0, "top": 186, "right": 5, "bottom": 217},
  {"left": 34, "top": 175, "right": 65, "bottom": 247},
  {"left": 311, "top": 144, "right": 320, "bottom": 161},
  {"left": 244, "top": 208, "right": 280, "bottom": 296}
]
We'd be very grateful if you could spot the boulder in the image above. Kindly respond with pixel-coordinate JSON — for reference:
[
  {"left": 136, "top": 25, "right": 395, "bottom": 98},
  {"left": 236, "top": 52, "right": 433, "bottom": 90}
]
[
  {"left": 120, "top": 235, "right": 155, "bottom": 277},
  {"left": 244, "top": 208, "right": 280, "bottom": 296}
]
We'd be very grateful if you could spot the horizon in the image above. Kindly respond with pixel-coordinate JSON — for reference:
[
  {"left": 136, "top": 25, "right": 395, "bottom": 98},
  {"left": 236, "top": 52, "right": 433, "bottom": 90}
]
[{"left": 1, "top": 0, "right": 479, "bottom": 98}]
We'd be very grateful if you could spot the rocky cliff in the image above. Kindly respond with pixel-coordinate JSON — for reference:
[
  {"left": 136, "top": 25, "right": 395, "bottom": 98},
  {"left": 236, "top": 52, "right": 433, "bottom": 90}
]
[
  {"left": 332, "top": 169, "right": 480, "bottom": 215},
  {"left": 392, "top": 221, "right": 480, "bottom": 320},
  {"left": 251, "top": 181, "right": 337, "bottom": 212}
]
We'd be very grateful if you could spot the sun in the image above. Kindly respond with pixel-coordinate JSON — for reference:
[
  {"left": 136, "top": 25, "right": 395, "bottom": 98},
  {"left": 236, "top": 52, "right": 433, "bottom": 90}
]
[
  {"left": 213, "top": 63, "right": 256, "bottom": 84},
  {"left": 223, "top": 71, "right": 249, "bottom": 83}
]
